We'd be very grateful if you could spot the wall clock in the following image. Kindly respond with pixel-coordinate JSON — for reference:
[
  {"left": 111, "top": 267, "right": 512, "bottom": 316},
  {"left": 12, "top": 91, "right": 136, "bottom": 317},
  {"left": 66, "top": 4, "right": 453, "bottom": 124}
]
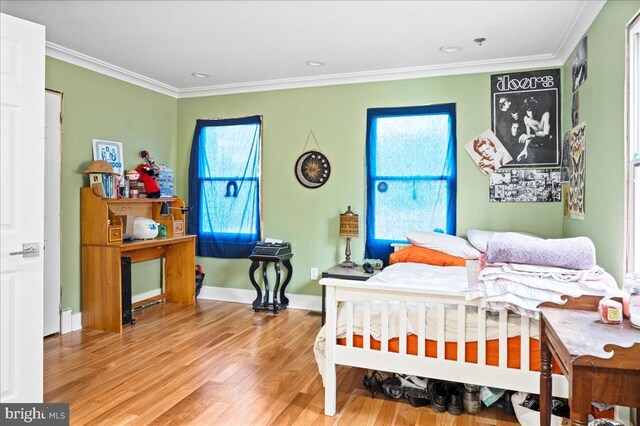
[{"left": 294, "top": 150, "right": 331, "bottom": 188}]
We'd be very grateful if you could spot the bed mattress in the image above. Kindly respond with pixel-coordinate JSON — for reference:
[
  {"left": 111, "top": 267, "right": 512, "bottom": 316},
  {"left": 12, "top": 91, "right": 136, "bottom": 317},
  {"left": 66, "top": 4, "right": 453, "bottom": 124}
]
[{"left": 314, "top": 262, "right": 562, "bottom": 382}]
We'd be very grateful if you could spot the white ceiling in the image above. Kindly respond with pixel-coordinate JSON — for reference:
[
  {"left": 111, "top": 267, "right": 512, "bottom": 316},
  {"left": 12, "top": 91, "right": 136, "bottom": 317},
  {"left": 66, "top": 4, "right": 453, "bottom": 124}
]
[{"left": 0, "top": 1, "right": 605, "bottom": 97}]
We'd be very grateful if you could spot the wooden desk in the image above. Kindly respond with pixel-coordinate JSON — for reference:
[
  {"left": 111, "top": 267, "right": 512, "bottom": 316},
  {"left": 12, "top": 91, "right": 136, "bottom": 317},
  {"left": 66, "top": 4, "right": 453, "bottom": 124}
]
[
  {"left": 539, "top": 296, "right": 640, "bottom": 426},
  {"left": 81, "top": 188, "right": 196, "bottom": 333}
]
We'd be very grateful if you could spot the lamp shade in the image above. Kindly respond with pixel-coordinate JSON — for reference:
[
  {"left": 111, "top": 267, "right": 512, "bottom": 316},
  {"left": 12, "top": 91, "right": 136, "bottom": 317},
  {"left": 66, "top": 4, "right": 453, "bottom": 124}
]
[
  {"left": 160, "top": 201, "right": 171, "bottom": 217},
  {"left": 339, "top": 206, "right": 359, "bottom": 238}
]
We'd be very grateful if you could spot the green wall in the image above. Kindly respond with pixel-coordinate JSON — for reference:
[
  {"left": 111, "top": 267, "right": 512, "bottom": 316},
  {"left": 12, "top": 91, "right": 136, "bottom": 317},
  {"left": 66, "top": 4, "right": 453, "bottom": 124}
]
[
  {"left": 177, "top": 73, "right": 563, "bottom": 297},
  {"left": 561, "top": 1, "right": 640, "bottom": 284},
  {"left": 49, "top": 0, "right": 639, "bottom": 311},
  {"left": 45, "top": 57, "right": 177, "bottom": 313}
]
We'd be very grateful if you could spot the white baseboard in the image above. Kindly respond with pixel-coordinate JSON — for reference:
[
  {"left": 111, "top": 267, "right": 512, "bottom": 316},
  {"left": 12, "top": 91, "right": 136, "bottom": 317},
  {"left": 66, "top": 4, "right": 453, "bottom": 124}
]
[
  {"left": 60, "top": 309, "right": 72, "bottom": 334},
  {"left": 58, "top": 287, "right": 318, "bottom": 335},
  {"left": 132, "top": 288, "right": 163, "bottom": 304},
  {"left": 72, "top": 312, "right": 82, "bottom": 331},
  {"left": 61, "top": 310, "right": 82, "bottom": 334},
  {"left": 197, "top": 286, "right": 321, "bottom": 312}
]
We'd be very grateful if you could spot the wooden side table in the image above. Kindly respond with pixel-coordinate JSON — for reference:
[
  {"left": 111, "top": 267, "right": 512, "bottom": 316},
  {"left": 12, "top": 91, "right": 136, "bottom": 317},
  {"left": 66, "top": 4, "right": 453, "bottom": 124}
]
[
  {"left": 539, "top": 295, "right": 640, "bottom": 426},
  {"left": 320, "top": 265, "right": 380, "bottom": 325}
]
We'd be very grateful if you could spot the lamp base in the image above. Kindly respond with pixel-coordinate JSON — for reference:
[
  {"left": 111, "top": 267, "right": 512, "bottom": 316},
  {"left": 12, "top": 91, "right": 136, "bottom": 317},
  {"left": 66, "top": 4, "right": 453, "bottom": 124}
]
[{"left": 340, "top": 260, "right": 357, "bottom": 268}]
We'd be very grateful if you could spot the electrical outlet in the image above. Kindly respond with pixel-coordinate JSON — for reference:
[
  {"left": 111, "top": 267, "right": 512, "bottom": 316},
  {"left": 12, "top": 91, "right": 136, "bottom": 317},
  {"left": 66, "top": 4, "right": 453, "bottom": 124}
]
[{"left": 310, "top": 267, "right": 319, "bottom": 280}]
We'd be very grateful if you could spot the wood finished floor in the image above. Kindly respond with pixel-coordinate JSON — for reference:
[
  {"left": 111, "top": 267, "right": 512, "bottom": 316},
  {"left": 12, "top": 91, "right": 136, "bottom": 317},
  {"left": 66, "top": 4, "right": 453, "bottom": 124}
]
[{"left": 44, "top": 300, "right": 519, "bottom": 425}]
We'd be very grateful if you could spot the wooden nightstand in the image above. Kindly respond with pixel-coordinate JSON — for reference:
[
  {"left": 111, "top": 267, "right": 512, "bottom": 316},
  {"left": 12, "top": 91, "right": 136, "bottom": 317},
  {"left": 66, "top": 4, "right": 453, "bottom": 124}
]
[
  {"left": 319, "top": 265, "right": 380, "bottom": 325},
  {"left": 539, "top": 295, "right": 640, "bottom": 426}
]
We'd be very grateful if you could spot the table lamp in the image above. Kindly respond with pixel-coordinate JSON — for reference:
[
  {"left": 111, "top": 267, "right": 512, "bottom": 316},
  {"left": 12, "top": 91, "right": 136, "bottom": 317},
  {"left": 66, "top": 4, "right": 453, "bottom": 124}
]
[
  {"left": 160, "top": 201, "right": 191, "bottom": 216},
  {"left": 339, "top": 205, "right": 358, "bottom": 268}
]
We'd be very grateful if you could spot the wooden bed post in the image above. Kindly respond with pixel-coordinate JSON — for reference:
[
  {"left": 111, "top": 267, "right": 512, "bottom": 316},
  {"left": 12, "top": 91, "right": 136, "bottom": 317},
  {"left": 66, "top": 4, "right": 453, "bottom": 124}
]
[{"left": 324, "top": 284, "right": 337, "bottom": 416}]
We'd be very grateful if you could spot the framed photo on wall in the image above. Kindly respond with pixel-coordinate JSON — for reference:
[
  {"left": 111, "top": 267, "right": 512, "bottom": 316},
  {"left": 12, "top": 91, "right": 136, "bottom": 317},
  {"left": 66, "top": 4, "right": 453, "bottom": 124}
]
[{"left": 491, "top": 69, "right": 561, "bottom": 168}]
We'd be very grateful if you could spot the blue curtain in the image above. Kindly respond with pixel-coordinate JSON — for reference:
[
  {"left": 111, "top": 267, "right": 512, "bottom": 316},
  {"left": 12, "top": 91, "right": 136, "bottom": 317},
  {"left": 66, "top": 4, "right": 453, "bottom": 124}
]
[
  {"left": 365, "top": 104, "right": 457, "bottom": 264},
  {"left": 187, "top": 116, "right": 261, "bottom": 258}
]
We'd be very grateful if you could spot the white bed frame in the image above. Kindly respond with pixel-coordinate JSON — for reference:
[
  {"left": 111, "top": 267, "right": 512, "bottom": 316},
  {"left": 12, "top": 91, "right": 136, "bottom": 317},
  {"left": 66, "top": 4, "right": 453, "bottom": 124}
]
[{"left": 320, "top": 252, "right": 569, "bottom": 416}]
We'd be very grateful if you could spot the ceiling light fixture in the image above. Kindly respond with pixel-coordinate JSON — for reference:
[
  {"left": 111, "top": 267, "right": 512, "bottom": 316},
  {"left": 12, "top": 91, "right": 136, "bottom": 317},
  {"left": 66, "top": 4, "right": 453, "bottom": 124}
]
[
  {"left": 305, "top": 60, "right": 326, "bottom": 67},
  {"left": 474, "top": 37, "right": 487, "bottom": 46},
  {"left": 190, "top": 72, "right": 210, "bottom": 78},
  {"left": 439, "top": 46, "right": 462, "bottom": 53}
]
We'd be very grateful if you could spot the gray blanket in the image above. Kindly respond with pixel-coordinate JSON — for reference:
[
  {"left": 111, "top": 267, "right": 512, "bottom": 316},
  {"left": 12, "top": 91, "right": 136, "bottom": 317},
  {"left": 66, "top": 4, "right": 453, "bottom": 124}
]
[{"left": 486, "top": 233, "right": 596, "bottom": 270}]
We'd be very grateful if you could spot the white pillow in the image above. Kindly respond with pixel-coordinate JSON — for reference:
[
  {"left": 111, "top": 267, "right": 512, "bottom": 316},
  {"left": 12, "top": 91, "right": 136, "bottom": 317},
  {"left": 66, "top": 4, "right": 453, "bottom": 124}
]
[
  {"left": 466, "top": 229, "right": 540, "bottom": 253},
  {"left": 404, "top": 230, "right": 481, "bottom": 259}
]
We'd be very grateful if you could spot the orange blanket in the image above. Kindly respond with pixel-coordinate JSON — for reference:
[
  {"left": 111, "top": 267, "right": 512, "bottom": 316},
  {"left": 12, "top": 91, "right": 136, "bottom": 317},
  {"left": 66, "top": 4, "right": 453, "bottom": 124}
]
[{"left": 338, "top": 334, "right": 561, "bottom": 374}]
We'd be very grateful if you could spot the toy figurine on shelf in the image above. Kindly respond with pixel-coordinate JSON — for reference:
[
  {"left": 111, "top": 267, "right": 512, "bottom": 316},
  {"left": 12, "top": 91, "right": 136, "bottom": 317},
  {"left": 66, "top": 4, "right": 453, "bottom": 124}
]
[
  {"left": 135, "top": 163, "right": 161, "bottom": 198},
  {"left": 139, "top": 149, "right": 174, "bottom": 198},
  {"left": 126, "top": 169, "right": 140, "bottom": 199},
  {"left": 140, "top": 149, "right": 160, "bottom": 172}
]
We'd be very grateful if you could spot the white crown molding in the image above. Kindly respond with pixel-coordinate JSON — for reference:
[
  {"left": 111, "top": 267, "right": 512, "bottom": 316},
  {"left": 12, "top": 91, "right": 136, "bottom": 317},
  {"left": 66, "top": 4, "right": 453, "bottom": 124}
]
[
  {"left": 45, "top": 0, "right": 604, "bottom": 100},
  {"left": 177, "top": 54, "right": 563, "bottom": 98},
  {"left": 45, "top": 41, "right": 179, "bottom": 98},
  {"left": 554, "top": 0, "right": 606, "bottom": 63}
]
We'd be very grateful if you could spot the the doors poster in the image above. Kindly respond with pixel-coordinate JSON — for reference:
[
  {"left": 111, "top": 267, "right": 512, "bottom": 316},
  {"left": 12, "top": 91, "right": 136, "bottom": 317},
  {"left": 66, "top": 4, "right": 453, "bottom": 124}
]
[
  {"left": 568, "top": 122, "right": 586, "bottom": 220},
  {"left": 491, "top": 69, "right": 561, "bottom": 168}
]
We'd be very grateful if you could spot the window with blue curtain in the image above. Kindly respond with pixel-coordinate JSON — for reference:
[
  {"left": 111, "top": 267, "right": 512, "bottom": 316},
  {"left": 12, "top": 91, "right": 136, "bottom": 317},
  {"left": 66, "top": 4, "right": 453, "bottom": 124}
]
[
  {"left": 188, "top": 116, "right": 261, "bottom": 258},
  {"left": 365, "top": 104, "right": 457, "bottom": 263}
]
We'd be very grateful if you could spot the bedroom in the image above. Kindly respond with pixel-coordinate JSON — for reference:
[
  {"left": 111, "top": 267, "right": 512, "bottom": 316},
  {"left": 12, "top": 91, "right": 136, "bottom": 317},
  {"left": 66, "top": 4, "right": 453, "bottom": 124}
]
[{"left": 0, "top": 0, "right": 639, "bottom": 425}]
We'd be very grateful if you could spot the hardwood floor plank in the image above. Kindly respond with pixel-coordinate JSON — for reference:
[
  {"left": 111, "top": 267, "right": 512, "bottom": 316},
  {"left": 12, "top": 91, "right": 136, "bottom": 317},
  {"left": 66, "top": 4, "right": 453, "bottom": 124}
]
[
  {"left": 395, "top": 402, "right": 419, "bottom": 426},
  {"left": 147, "top": 381, "right": 218, "bottom": 425},
  {"left": 268, "top": 392, "right": 315, "bottom": 426},
  {"left": 291, "top": 388, "right": 326, "bottom": 426},
  {"left": 373, "top": 399, "right": 399, "bottom": 425},
  {"left": 44, "top": 300, "right": 519, "bottom": 426}
]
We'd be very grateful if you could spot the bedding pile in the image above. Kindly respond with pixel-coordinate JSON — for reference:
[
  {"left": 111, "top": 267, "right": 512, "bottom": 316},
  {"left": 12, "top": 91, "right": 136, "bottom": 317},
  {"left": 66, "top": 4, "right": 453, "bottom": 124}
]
[
  {"left": 465, "top": 233, "right": 623, "bottom": 319},
  {"left": 485, "top": 233, "right": 596, "bottom": 270}
]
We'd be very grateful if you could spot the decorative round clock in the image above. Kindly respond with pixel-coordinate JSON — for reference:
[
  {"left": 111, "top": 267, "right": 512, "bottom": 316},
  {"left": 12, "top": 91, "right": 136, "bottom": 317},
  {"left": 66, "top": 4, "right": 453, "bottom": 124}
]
[{"left": 294, "top": 150, "right": 331, "bottom": 188}]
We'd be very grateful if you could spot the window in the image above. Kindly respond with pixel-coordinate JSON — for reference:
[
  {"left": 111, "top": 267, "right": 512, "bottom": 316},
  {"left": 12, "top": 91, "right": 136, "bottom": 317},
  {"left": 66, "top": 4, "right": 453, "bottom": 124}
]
[
  {"left": 187, "top": 116, "right": 261, "bottom": 258},
  {"left": 365, "top": 104, "right": 457, "bottom": 262},
  {"left": 627, "top": 14, "right": 640, "bottom": 274}
]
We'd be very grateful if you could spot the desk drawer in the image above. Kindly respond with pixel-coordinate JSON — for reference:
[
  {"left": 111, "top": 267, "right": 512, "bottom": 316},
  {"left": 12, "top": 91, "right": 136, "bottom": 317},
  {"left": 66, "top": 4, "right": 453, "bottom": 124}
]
[{"left": 109, "top": 226, "right": 123, "bottom": 243}]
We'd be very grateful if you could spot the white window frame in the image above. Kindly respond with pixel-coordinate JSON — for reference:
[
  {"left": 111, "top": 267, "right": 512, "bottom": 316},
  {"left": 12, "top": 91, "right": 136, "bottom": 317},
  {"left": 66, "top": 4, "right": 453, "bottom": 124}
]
[{"left": 625, "top": 11, "right": 640, "bottom": 275}]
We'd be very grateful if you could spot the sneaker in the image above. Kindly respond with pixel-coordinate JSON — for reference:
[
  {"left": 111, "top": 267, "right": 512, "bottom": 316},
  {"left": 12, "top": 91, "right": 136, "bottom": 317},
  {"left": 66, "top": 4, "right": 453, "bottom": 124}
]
[
  {"left": 447, "top": 383, "right": 463, "bottom": 415},
  {"left": 396, "top": 374, "right": 427, "bottom": 390},
  {"left": 429, "top": 381, "right": 448, "bottom": 413},
  {"left": 406, "top": 388, "right": 431, "bottom": 407},
  {"left": 380, "top": 376, "right": 404, "bottom": 400}
]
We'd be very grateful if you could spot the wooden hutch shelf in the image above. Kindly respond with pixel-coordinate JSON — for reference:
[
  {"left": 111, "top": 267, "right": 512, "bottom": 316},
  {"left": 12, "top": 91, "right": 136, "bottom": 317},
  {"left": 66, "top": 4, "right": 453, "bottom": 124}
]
[
  {"left": 105, "top": 197, "right": 178, "bottom": 204},
  {"left": 81, "top": 187, "right": 196, "bottom": 333}
]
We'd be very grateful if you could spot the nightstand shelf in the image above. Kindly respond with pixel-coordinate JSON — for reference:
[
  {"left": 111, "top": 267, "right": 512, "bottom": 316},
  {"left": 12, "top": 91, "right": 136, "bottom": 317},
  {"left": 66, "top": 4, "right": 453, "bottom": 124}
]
[{"left": 320, "top": 265, "right": 380, "bottom": 325}]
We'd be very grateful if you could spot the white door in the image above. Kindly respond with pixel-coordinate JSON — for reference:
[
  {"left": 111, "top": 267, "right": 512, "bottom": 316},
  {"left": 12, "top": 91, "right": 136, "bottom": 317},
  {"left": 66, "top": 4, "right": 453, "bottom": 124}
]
[
  {"left": 0, "top": 13, "right": 46, "bottom": 403},
  {"left": 44, "top": 90, "right": 62, "bottom": 336}
]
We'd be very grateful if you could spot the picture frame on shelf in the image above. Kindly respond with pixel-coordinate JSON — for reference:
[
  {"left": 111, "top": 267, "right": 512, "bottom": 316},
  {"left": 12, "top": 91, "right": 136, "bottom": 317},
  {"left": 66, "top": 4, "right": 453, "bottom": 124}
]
[{"left": 92, "top": 139, "right": 124, "bottom": 176}]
